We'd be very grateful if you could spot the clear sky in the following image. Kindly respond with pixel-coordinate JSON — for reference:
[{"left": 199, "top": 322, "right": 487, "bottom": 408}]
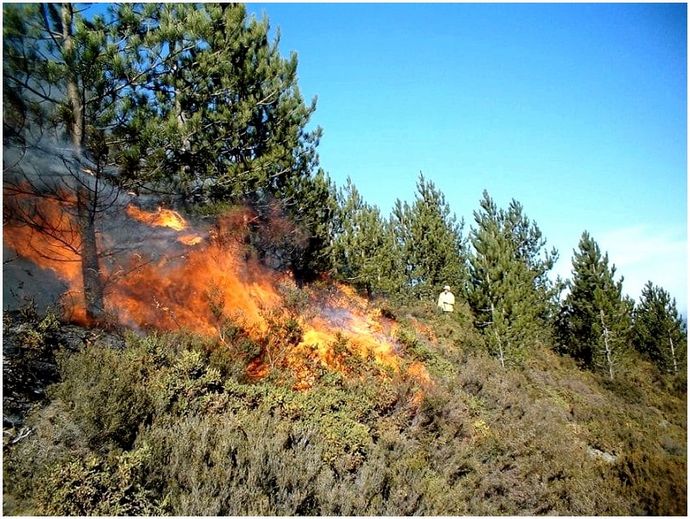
[{"left": 244, "top": 2, "right": 687, "bottom": 314}]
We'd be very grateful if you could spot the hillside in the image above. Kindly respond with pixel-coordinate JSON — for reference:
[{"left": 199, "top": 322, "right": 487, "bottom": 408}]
[
  {"left": 3, "top": 291, "right": 686, "bottom": 516},
  {"left": 2, "top": 3, "right": 686, "bottom": 516}
]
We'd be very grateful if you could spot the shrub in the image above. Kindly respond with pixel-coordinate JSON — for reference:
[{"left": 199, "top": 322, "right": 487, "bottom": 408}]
[
  {"left": 616, "top": 448, "right": 687, "bottom": 515},
  {"left": 51, "top": 344, "right": 153, "bottom": 450},
  {"left": 139, "top": 413, "right": 327, "bottom": 515},
  {"left": 3, "top": 311, "right": 686, "bottom": 516},
  {"left": 34, "top": 446, "right": 162, "bottom": 516},
  {"left": 147, "top": 348, "right": 225, "bottom": 418},
  {"left": 3, "top": 400, "right": 91, "bottom": 515}
]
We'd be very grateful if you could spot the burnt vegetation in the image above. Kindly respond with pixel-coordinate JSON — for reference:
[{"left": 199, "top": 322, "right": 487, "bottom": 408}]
[{"left": 3, "top": 3, "right": 687, "bottom": 516}]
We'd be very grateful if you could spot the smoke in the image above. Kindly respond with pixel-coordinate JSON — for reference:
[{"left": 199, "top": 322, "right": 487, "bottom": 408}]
[
  {"left": 2, "top": 135, "right": 210, "bottom": 315},
  {"left": 3, "top": 243, "right": 68, "bottom": 313},
  {"left": 3, "top": 138, "right": 432, "bottom": 389}
]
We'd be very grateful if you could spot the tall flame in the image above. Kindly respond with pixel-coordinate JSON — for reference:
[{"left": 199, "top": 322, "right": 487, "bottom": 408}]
[{"left": 4, "top": 197, "right": 431, "bottom": 389}]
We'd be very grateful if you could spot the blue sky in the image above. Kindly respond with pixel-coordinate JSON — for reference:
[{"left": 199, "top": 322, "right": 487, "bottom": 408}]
[{"left": 244, "top": 2, "right": 687, "bottom": 313}]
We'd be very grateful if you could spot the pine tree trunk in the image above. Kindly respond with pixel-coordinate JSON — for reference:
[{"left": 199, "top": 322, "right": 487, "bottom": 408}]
[
  {"left": 77, "top": 186, "right": 104, "bottom": 320},
  {"left": 491, "top": 302, "right": 505, "bottom": 369},
  {"left": 61, "top": 3, "right": 104, "bottom": 320},
  {"left": 497, "top": 335, "right": 505, "bottom": 369},
  {"left": 172, "top": 38, "right": 194, "bottom": 199},
  {"left": 669, "top": 336, "right": 678, "bottom": 374},
  {"left": 61, "top": 3, "right": 84, "bottom": 150},
  {"left": 599, "top": 310, "right": 614, "bottom": 380}
]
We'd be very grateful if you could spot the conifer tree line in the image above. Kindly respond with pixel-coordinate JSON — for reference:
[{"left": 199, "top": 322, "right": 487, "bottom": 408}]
[{"left": 4, "top": 3, "right": 686, "bottom": 378}]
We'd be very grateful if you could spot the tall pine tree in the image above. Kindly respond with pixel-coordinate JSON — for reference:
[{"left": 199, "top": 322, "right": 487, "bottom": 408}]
[
  {"left": 332, "top": 179, "right": 404, "bottom": 297},
  {"left": 4, "top": 3, "right": 335, "bottom": 289},
  {"left": 392, "top": 173, "right": 467, "bottom": 300},
  {"left": 110, "top": 3, "right": 320, "bottom": 205},
  {"left": 634, "top": 281, "right": 686, "bottom": 374},
  {"left": 468, "top": 191, "right": 557, "bottom": 366},
  {"left": 557, "top": 231, "right": 632, "bottom": 379},
  {"left": 110, "top": 3, "right": 329, "bottom": 279},
  {"left": 3, "top": 3, "right": 133, "bottom": 319}
]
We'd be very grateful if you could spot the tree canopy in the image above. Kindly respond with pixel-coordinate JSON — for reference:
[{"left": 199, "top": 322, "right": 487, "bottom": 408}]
[
  {"left": 467, "top": 191, "right": 558, "bottom": 366},
  {"left": 634, "top": 281, "right": 687, "bottom": 374},
  {"left": 332, "top": 178, "right": 404, "bottom": 297},
  {"left": 392, "top": 173, "right": 467, "bottom": 300}
]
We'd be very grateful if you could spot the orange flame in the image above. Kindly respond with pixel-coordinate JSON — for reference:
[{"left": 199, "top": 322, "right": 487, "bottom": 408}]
[
  {"left": 109, "top": 237, "right": 283, "bottom": 338},
  {"left": 5, "top": 195, "right": 432, "bottom": 389},
  {"left": 177, "top": 234, "right": 203, "bottom": 246},
  {"left": 3, "top": 187, "right": 91, "bottom": 323},
  {"left": 126, "top": 204, "right": 204, "bottom": 246},
  {"left": 126, "top": 205, "right": 188, "bottom": 231}
]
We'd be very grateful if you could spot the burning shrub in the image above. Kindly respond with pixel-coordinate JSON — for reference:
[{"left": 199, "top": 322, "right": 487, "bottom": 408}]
[
  {"left": 278, "top": 279, "right": 312, "bottom": 318},
  {"left": 5, "top": 188, "right": 411, "bottom": 388}
]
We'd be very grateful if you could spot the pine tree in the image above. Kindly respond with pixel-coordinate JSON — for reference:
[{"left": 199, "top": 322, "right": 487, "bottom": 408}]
[
  {"left": 592, "top": 287, "right": 633, "bottom": 380},
  {"left": 280, "top": 169, "right": 338, "bottom": 282},
  {"left": 4, "top": 3, "right": 130, "bottom": 319},
  {"left": 392, "top": 173, "right": 467, "bottom": 299},
  {"left": 557, "top": 232, "right": 632, "bottom": 378},
  {"left": 4, "top": 3, "right": 335, "bottom": 295},
  {"left": 468, "top": 191, "right": 557, "bottom": 366},
  {"left": 110, "top": 3, "right": 329, "bottom": 278},
  {"left": 332, "top": 179, "right": 404, "bottom": 296},
  {"left": 634, "top": 282, "right": 687, "bottom": 374},
  {"left": 504, "top": 198, "right": 561, "bottom": 318},
  {"left": 110, "top": 3, "right": 320, "bottom": 205}
]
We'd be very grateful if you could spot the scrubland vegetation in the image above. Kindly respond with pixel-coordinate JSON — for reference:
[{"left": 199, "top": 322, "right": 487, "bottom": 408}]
[{"left": 3, "top": 297, "right": 686, "bottom": 516}]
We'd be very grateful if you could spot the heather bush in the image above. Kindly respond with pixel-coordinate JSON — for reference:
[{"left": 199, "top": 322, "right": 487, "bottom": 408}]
[
  {"left": 139, "top": 413, "right": 326, "bottom": 515},
  {"left": 616, "top": 446, "right": 687, "bottom": 515},
  {"left": 11, "top": 306, "right": 61, "bottom": 352},
  {"left": 315, "top": 427, "right": 466, "bottom": 515},
  {"left": 34, "top": 446, "right": 162, "bottom": 516},
  {"left": 3, "top": 401, "right": 90, "bottom": 515},
  {"left": 51, "top": 342, "right": 153, "bottom": 450}
]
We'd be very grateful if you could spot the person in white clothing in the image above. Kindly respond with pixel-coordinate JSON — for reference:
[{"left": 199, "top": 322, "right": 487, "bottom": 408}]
[{"left": 437, "top": 285, "right": 455, "bottom": 313}]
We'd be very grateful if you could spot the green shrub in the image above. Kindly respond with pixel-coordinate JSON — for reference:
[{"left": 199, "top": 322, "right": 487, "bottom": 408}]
[
  {"left": 147, "top": 348, "right": 225, "bottom": 418},
  {"left": 3, "top": 401, "right": 91, "bottom": 515},
  {"left": 34, "top": 446, "right": 162, "bottom": 516},
  {"left": 6, "top": 303, "right": 61, "bottom": 355},
  {"left": 139, "top": 413, "right": 327, "bottom": 515},
  {"left": 51, "top": 344, "right": 153, "bottom": 450},
  {"left": 616, "top": 448, "right": 687, "bottom": 515}
]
